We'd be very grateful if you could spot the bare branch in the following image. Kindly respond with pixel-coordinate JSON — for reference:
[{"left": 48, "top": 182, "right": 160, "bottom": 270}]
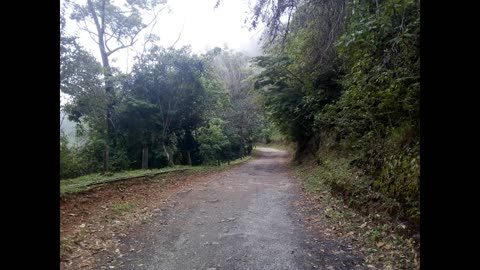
[
  {"left": 104, "top": 29, "right": 115, "bottom": 43},
  {"left": 107, "top": 6, "right": 166, "bottom": 57},
  {"left": 106, "top": 34, "right": 125, "bottom": 54},
  {"left": 132, "top": 46, "right": 141, "bottom": 60},
  {"left": 281, "top": 6, "right": 295, "bottom": 50},
  {"left": 169, "top": 19, "right": 185, "bottom": 48},
  {"left": 140, "top": 10, "right": 162, "bottom": 57},
  {"left": 78, "top": 23, "right": 100, "bottom": 45}
]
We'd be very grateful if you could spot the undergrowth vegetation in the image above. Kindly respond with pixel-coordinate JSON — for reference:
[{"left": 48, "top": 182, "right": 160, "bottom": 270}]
[
  {"left": 293, "top": 157, "right": 420, "bottom": 269},
  {"left": 252, "top": 0, "right": 420, "bottom": 230}
]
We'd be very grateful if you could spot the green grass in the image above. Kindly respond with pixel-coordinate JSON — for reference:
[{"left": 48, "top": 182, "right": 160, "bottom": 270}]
[
  {"left": 292, "top": 153, "right": 390, "bottom": 216},
  {"left": 60, "top": 166, "right": 191, "bottom": 195},
  {"left": 111, "top": 201, "right": 135, "bottom": 216},
  {"left": 60, "top": 155, "right": 256, "bottom": 196},
  {"left": 292, "top": 154, "right": 419, "bottom": 269},
  {"left": 294, "top": 164, "right": 330, "bottom": 194}
]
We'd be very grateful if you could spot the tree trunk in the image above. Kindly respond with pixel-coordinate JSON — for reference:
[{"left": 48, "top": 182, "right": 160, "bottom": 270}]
[
  {"left": 187, "top": 150, "right": 192, "bottom": 166},
  {"left": 162, "top": 142, "right": 174, "bottom": 166},
  {"left": 100, "top": 52, "right": 114, "bottom": 173},
  {"left": 142, "top": 145, "right": 149, "bottom": 169},
  {"left": 104, "top": 90, "right": 113, "bottom": 172},
  {"left": 103, "top": 145, "right": 109, "bottom": 172},
  {"left": 88, "top": 0, "right": 114, "bottom": 173}
]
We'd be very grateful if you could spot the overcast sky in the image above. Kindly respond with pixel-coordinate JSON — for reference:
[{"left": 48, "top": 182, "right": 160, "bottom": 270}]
[{"left": 63, "top": 0, "right": 264, "bottom": 73}]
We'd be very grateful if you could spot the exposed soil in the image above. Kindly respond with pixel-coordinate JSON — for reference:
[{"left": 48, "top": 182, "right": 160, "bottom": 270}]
[{"left": 61, "top": 148, "right": 371, "bottom": 270}]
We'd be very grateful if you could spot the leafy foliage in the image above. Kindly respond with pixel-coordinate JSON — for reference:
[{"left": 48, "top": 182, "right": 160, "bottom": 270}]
[
  {"left": 61, "top": 42, "right": 263, "bottom": 178},
  {"left": 252, "top": 0, "right": 420, "bottom": 225},
  {"left": 195, "top": 118, "right": 230, "bottom": 165}
]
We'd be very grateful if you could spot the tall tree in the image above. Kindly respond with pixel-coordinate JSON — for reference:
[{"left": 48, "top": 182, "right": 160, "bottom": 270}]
[
  {"left": 61, "top": 6, "right": 106, "bottom": 144},
  {"left": 69, "top": 0, "right": 166, "bottom": 172}
]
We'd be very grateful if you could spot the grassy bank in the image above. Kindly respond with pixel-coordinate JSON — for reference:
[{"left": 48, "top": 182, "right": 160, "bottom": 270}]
[
  {"left": 60, "top": 166, "right": 192, "bottom": 196},
  {"left": 60, "top": 155, "right": 254, "bottom": 196},
  {"left": 292, "top": 152, "right": 419, "bottom": 268}
]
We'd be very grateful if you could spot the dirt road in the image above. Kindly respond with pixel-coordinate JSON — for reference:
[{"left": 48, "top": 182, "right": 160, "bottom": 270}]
[{"left": 88, "top": 147, "right": 364, "bottom": 270}]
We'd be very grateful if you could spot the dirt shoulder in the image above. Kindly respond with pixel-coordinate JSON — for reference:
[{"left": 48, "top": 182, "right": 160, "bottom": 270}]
[
  {"left": 61, "top": 148, "right": 375, "bottom": 269},
  {"left": 60, "top": 162, "right": 249, "bottom": 269}
]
